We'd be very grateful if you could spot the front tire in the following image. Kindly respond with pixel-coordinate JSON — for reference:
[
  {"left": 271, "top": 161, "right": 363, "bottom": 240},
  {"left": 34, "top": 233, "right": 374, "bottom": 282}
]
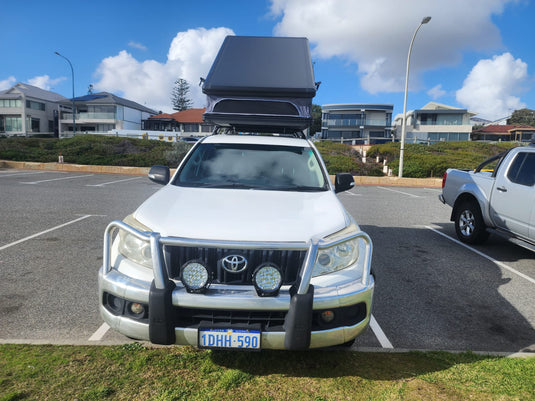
[{"left": 454, "top": 201, "right": 489, "bottom": 244}]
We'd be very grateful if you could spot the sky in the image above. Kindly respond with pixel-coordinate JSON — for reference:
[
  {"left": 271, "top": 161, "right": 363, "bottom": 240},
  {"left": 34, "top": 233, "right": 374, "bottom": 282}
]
[{"left": 1, "top": 0, "right": 534, "bottom": 121}]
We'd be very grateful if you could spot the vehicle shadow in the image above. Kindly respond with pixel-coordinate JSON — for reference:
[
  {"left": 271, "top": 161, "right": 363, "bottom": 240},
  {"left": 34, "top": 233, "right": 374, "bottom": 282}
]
[
  {"left": 208, "top": 348, "right": 495, "bottom": 380},
  {"left": 433, "top": 222, "right": 535, "bottom": 263},
  {"left": 360, "top": 224, "right": 535, "bottom": 354}
]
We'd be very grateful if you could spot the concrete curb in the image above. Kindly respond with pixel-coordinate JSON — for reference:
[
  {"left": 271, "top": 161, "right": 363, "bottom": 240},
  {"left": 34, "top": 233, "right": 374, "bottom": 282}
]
[{"left": 0, "top": 160, "right": 443, "bottom": 188}]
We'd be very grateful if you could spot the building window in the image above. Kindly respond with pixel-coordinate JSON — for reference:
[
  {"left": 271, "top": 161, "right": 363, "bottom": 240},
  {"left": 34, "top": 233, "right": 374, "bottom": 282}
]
[
  {"left": 4, "top": 116, "right": 22, "bottom": 131},
  {"left": 26, "top": 100, "right": 46, "bottom": 111},
  {"left": 31, "top": 118, "right": 40, "bottom": 132},
  {"left": 0, "top": 99, "right": 22, "bottom": 108}
]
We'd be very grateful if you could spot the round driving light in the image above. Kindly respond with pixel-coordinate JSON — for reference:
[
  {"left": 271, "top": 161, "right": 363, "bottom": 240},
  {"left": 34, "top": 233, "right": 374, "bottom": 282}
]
[
  {"left": 181, "top": 261, "right": 209, "bottom": 293},
  {"left": 320, "top": 310, "right": 335, "bottom": 323},
  {"left": 253, "top": 264, "right": 282, "bottom": 297}
]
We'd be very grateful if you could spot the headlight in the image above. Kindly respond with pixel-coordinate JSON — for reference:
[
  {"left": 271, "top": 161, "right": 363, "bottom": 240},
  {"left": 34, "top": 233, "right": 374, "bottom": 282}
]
[
  {"left": 312, "top": 238, "right": 359, "bottom": 277},
  {"left": 118, "top": 230, "right": 152, "bottom": 268}
]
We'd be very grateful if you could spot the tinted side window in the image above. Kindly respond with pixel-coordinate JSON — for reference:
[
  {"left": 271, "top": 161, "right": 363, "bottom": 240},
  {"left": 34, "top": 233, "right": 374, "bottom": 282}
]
[{"left": 507, "top": 152, "right": 535, "bottom": 186}]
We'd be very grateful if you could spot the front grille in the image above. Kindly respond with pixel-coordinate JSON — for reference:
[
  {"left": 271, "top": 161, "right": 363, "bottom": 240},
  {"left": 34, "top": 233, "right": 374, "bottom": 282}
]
[
  {"left": 173, "top": 303, "right": 367, "bottom": 332},
  {"left": 164, "top": 246, "right": 307, "bottom": 286},
  {"left": 175, "top": 307, "right": 287, "bottom": 331}
]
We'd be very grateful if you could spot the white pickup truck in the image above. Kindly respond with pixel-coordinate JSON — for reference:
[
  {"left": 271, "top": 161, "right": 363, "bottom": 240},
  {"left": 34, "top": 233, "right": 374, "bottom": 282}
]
[{"left": 439, "top": 140, "right": 535, "bottom": 245}]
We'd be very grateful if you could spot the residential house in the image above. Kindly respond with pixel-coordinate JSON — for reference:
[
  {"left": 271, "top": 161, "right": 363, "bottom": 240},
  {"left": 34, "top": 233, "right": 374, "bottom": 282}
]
[
  {"left": 394, "top": 102, "right": 474, "bottom": 143},
  {"left": 0, "top": 83, "right": 66, "bottom": 136},
  {"left": 321, "top": 104, "right": 393, "bottom": 144},
  {"left": 471, "top": 125, "right": 535, "bottom": 142},
  {"left": 143, "top": 108, "right": 214, "bottom": 136},
  {"left": 57, "top": 92, "right": 157, "bottom": 136}
]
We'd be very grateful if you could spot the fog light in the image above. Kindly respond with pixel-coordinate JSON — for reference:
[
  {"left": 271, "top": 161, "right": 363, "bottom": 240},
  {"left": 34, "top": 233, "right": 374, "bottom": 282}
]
[
  {"left": 181, "top": 260, "right": 209, "bottom": 293},
  {"left": 130, "top": 302, "right": 145, "bottom": 315},
  {"left": 106, "top": 293, "right": 125, "bottom": 314},
  {"left": 253, "top": 264, "right": 282, "bottom": 297},
  {"left": 321, "top": 310, "right": 335, "bottom": 323}
]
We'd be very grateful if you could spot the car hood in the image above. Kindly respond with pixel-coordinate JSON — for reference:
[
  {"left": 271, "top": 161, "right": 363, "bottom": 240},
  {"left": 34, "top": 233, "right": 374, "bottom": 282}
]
[{"left": 133, "top": 185, "right": 350, "bottom": 242}]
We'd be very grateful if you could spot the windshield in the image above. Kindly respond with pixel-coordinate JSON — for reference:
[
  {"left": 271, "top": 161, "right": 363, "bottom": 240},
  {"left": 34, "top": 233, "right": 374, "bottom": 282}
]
[{"left": 174, "top": 143, "right": 327, "bottom": 191}]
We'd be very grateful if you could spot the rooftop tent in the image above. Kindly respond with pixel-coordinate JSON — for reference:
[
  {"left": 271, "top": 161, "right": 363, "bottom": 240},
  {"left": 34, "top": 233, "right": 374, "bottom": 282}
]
[{"left": 202, "top": 36, "right": 317, "bottom": 131}]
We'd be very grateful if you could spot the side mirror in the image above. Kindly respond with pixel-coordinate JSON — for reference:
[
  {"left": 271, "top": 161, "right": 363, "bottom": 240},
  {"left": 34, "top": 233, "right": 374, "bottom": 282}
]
[
  {"left": 334, "top": 173, "right": 355, "bottom": 193},
  {"left": 148, "top": 165, "right": 170, "bottom": 185}
]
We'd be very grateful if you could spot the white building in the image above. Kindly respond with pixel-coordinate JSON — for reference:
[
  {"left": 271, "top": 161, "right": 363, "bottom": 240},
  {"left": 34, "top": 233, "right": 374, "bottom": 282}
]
[
  {"left": 0, "top": 83, "right": 66, "bottom": 136},
  {"left": 57, "top": 92, "right": 157, "bottom": 137},
  {"left": 394, "top": 102, "right": 475, "bottom": 143}
]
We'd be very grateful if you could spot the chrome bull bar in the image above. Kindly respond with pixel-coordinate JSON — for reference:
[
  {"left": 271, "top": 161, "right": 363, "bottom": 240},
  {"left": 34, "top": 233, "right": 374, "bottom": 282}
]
[{"left": 103, "top": 220, "right": 373, "bottom": 293}]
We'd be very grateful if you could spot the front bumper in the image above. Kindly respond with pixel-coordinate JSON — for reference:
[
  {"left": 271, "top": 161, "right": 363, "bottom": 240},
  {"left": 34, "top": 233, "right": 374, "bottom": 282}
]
[{"left": 98, "top": 221, "right": 374, "bottom": 350}]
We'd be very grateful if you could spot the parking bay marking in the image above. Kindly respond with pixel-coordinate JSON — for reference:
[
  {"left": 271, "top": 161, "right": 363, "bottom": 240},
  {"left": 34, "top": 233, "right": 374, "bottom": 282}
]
[
  {"left": 0, "top": 215, "right": 94, "bottom": 251},
  {"left": 20, "top": 174, "right": 94, "bottom": 184},
  {"left": 377, "top": 186, "right": 421, "bottom": 198},
  {"left": 89, "top": 323, "right": 110, "bottom": 341},
  {"left": 0, "top": 171, "right": 51, "bottom": 178},
  {"left": 86, "top": 176, "right": 142, "bottom": 187},
  {"left": 370, "top": 315, "right": 394, "bottom": 349},
  {"left": 426, "top": 226, "right": 535, "bottom": 285}
]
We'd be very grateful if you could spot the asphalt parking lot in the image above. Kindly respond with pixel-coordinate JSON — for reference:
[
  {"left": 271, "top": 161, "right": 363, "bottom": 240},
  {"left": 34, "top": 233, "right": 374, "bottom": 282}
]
[{"left": 0, "top": 168, "right": 534, "bottom": 354}]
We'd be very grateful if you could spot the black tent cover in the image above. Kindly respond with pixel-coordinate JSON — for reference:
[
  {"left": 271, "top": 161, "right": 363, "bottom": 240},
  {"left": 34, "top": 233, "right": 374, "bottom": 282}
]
[{"left": 202, "top": 36, "right": 317, "bottom": 132}]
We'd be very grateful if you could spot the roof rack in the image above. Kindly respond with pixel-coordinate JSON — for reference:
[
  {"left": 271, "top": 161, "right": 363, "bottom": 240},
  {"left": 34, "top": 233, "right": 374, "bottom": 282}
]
[{"left": 211, "top": 126, "right": 306, "bottom": 139}]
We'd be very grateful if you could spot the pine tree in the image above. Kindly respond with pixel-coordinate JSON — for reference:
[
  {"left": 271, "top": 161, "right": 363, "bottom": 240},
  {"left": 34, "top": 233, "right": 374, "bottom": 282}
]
[{"left": 171, "top": 79, "right": 193, "bottom": 111}]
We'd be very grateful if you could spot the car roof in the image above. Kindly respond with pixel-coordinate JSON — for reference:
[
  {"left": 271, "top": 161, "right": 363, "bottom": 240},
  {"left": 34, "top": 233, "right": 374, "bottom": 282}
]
[{"left": 200, "top": 134, "right": 311, "bottom": 148}]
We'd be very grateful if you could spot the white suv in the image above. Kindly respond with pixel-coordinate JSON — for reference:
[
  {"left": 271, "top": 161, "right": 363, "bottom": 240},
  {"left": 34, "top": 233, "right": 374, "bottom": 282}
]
[{"left": 98, "top": 133, "right": 374, "bottom": 350}]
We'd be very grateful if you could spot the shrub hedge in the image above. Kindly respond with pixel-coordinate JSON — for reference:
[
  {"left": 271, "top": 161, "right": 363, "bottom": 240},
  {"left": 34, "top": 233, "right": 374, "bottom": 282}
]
[{"left": 0, "top": 136, "right": 523, "bottom": 177}]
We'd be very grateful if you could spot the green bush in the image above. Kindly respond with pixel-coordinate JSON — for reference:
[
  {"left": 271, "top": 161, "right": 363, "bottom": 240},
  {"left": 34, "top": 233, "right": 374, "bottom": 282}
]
[{"left": 0, "top": 136, "right": 524, "bottom": 177}]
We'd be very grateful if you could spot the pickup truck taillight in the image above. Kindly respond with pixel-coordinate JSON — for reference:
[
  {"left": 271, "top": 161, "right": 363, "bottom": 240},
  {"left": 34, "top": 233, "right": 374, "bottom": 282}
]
[{"left": 442, "top": 172, "right": 447, "bottom": 188}]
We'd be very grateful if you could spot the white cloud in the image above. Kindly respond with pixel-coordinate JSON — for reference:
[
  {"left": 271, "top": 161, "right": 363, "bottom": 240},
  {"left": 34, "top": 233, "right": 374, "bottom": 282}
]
[
  {"left": 269, "top": 0, "right": 516, "bottom": 93},
  {"left": 94, "top": 27, "right": 234, "bottom": 113},
  {"left": 0, "top": 76, "right": 16, "bottom": 90},
  {"left": 128, "top": 41, "right": 147, "bottom": 51},
  {"left": 427, "top": 84, "right": 446, "bottom": 100},
  {"left": 456, "top": 53, "right": 528, "bottom": 120},
  {"left": 27, "top": 75, "right": 66, "bottom": 91}
]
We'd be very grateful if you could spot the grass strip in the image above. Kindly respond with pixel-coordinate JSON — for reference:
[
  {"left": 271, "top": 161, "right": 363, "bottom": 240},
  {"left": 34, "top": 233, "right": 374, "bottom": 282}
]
[{"left": 1, "top": 344, "right": 533, "bottom": 400}]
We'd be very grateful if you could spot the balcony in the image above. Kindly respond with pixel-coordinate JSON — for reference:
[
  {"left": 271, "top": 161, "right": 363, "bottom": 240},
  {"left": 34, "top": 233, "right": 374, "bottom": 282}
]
[
  {"left": 61, "top": 112, "right": 116, "bottom": 121},
  {"left": 325, "top": 118, "right": 390, "bottom": 128}
]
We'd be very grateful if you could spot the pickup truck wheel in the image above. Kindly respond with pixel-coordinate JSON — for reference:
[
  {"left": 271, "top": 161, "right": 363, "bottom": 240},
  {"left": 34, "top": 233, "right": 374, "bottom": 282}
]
[{"left": 454, "top": 201, "right": 489, "bottom": 244}]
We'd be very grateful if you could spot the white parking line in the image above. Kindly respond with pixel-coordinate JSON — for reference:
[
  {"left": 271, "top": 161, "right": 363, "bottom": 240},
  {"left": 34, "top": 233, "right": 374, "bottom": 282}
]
[
  {"left": 426, "top": 226, "right": 535, "bottom": 285},
  {"left": 88, "top": 323, "right": 110, "bottom": 341},
  {"left": 370, "top": 315, "right": 394, "bottom": 348},
  {"left": 343, "top": 191, "right": 362, "bottom": 197},
  {"left": 377, "top": 186, "right": 420, "bottom": 198},
  {"left": 0, "top": 215, "right": 93, "bottom": 251},
  {"left": 20, "top": 174, "right": 93, "bottom": 184},
  {"left": 86, "top": 176, "right": 142, "bottom": 187},
  {"left": 0, "top": 171, "right": 50, "bottom": 178}
]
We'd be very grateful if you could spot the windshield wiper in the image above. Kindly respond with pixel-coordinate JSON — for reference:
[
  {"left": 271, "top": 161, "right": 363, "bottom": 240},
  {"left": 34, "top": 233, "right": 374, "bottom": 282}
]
[
  {"left": 199, "top": 182, "right": 257, "bottom": 189},
  {"left": 268, "top": 185, "right": 327, "bottom": 192}
]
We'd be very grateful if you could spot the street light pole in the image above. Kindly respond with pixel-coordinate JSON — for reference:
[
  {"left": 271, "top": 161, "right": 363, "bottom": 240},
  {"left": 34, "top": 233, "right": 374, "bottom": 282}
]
[
  {"left": 398, "top": 16, "right": 431, "bottom": 178},
  {"left": 55, "top": 51, "right": 76, "bottom": 136}
]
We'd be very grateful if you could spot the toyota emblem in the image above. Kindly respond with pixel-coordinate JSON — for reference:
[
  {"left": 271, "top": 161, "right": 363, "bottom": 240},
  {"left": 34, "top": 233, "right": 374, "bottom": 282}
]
[{"left": 221, "top": 255, "right": 248, "bottom": 273}]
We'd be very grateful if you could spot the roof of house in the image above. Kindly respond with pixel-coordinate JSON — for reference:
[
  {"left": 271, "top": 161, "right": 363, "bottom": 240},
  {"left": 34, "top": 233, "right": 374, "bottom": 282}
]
[
  {"left": 0, "top": 82, "right": 67, "bottom": 102},
  {"left": 149, "top": 108, "right": 206, "bottom": 123},
  {"left": 58, "top": 92, "right": 157, "bottom": 114},
  {"left": 474, "top": 124, "right": 535, "bottom": 134}
]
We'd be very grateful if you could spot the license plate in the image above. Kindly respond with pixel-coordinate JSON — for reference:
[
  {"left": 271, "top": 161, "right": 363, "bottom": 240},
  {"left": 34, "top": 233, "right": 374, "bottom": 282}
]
[{"left": 198, "top": 327, "right": 261, "bottom": 350}]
